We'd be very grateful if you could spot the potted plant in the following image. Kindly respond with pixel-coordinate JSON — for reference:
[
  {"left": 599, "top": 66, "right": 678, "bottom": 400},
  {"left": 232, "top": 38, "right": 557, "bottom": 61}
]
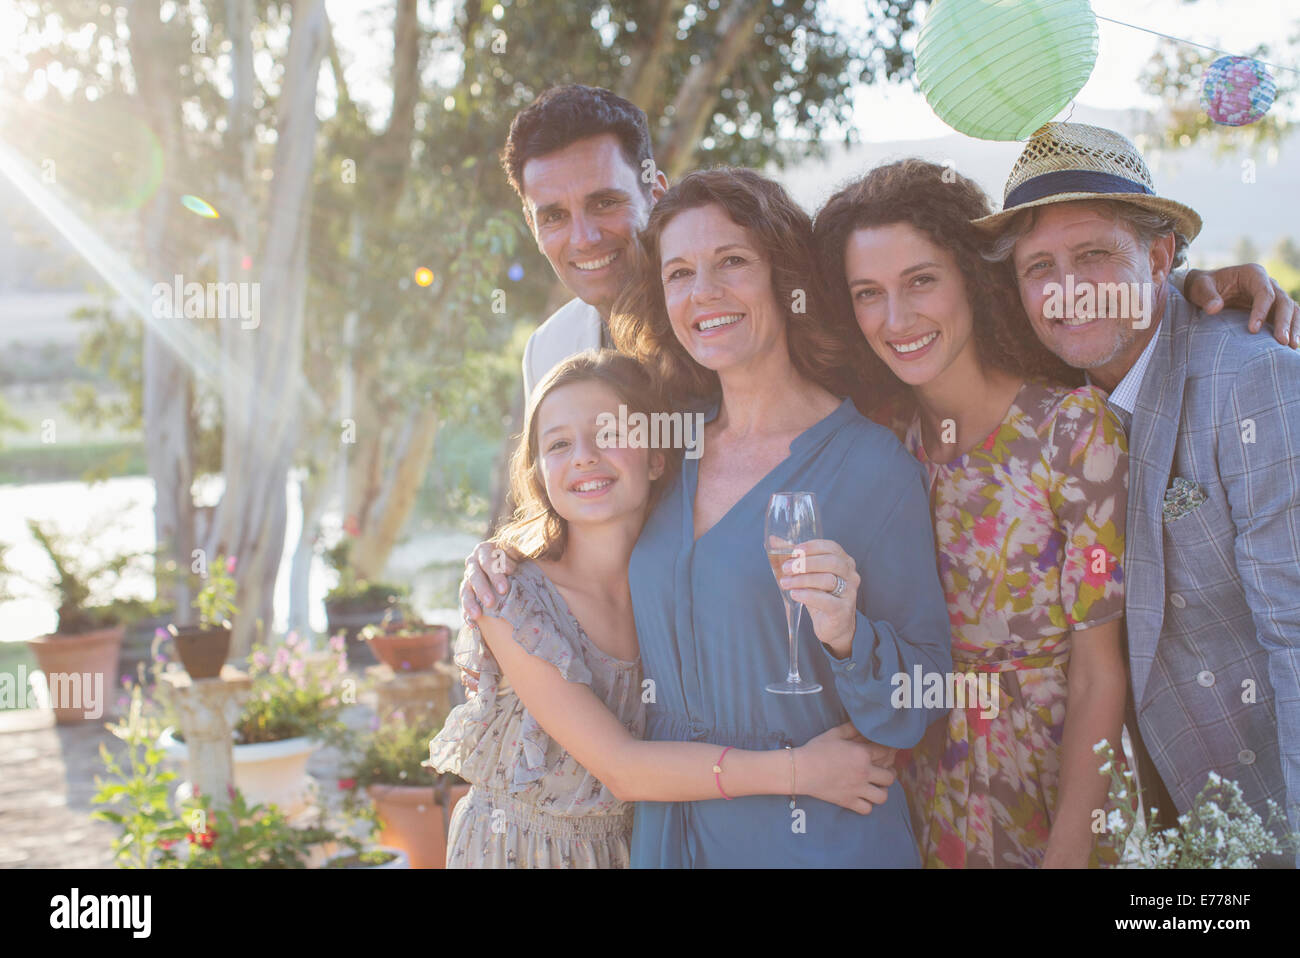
[
  {"left": 167, "top": 554, "right": 238, "bottom": 680},
  {"left": 322, "top": 846, "right": 410, "bottom": 869},
  {"left": 20, "top": 519, "right": 149, "bottom": 724},
  {"left": 98, "top": 683, "right": 397, "bottom": 869},
  {"left": 359, "top": 605, "right": 451, "bottom": 673},
  {"left": 158, "top": 632, "right": 349, "bottom": 816},
  {"left": 339, "top": 712, "right": 469, "bottom": 868},
  {"left": 322, "top": 539, "right": 408, "bottom": 667}
]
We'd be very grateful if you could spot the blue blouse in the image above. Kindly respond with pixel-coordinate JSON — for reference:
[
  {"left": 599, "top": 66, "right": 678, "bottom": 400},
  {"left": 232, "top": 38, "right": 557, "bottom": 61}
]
[{"left": 628, "top": 397, "right": 953, "bottom": 867}]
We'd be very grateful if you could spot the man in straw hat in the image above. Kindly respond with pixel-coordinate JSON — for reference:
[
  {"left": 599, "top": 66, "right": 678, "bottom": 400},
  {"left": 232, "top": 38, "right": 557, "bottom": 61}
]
[{"left": 977, "top": 122, "right": 1300, "bottom": 864}]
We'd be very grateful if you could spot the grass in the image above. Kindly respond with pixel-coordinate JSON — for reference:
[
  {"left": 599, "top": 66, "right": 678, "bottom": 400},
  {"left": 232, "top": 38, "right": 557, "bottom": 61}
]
[{"left": 0, "top": 440, "right": 146, "bottom": 485}]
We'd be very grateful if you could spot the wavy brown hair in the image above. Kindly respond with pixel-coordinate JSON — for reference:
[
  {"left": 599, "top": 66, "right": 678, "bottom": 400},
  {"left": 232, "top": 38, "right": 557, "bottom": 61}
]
[
  {"left": 609, "top": 167, "right": 868, "bottom": 410},
  {"left": 494, "top": 349, "right": 680, "bottom": 562},
  {"left": 811, "top": 158, "right": 1080, "bottom": 415}
]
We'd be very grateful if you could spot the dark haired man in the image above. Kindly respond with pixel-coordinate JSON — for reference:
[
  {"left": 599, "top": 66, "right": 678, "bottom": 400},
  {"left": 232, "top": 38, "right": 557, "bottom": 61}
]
[{"left": 501, "top": 84, "right": 667, "bottom": 397}]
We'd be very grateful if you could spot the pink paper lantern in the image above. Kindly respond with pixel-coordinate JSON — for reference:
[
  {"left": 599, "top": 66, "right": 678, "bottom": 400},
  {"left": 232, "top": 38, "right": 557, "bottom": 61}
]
[{"left": 1201, "top": 56, "right": 1276, "bottom": 127}]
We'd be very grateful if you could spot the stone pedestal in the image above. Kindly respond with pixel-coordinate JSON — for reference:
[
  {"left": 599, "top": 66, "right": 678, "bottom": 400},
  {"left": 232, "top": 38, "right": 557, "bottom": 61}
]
[
  {"left": 366, "top": 663, "right": 454, "bottom": 727},
  {"left": 158, "top": 666, "right": 251, "bottom": 810}
]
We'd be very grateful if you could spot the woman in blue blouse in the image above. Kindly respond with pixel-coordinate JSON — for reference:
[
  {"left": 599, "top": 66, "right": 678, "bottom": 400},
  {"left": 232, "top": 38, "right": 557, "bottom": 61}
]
[
  {"left": 604, "top": 169, "right": 952, "bottom": 866},
  {"left": 464, "top": 169, "right": 952, "bottom": 867}
]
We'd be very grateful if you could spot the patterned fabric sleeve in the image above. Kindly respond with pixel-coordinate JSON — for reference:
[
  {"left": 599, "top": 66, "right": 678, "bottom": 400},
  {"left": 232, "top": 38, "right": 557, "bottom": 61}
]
[
  {"left": 429, "top": 562, "right": 593, "bottom": 790},
  {"left": 1044, "top": 386, "right": 1129, "bottom": 631}
]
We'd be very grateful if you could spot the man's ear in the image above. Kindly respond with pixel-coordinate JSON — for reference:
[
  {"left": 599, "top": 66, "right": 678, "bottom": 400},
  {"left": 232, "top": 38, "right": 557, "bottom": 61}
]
[
  {"left": 649, "top": 450, "right": 666, "bottom": 481},
  {"left": 649, "top": 168, "right": 669, "bottom": 205},
  {"left": 1148, "top": 231, "right": 1176, "bottom": 287}
]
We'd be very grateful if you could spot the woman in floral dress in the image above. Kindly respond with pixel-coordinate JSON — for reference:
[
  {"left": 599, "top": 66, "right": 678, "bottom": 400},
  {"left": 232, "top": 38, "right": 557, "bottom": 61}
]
[
  {"left": 812, "top": 159, "right": 1130, "bottom": 868},
  {"left": 428, "top": 350, "right": 897, "bottom": 867}
]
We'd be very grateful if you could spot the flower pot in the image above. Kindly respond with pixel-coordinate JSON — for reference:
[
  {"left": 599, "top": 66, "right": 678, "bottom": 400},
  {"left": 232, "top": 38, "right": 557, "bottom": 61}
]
[
  {"left": 324, "top": 602, "right": 402, "bottom": 668},
  {"left": 159, "top": 727, "right": 319, "bottom": 817},
  {"left": 323, "top": 845, "right": 409, "bottom": 869},
  {"left": 168, "top": 624, "right": 232, "bottom": 680},
  {"left": 26, "top": 625, "right": 124, "bottom": 724},
  {"left": 367, "top": 625, "right": 451, "bottom": 673},
  {"left": 366, "top": 782, "right": 471, "bottom": 869}
]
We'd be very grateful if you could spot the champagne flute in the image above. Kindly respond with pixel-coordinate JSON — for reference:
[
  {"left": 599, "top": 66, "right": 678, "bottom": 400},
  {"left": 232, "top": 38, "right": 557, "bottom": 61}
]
[{"left": 765, "top": 491, "right": 822, "bottom": 694}]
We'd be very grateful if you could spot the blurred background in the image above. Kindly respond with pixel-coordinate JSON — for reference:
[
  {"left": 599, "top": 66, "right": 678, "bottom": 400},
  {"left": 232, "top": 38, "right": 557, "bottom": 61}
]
[{"left": 0, "top": 0, "right": 1296, "bottom": 683}]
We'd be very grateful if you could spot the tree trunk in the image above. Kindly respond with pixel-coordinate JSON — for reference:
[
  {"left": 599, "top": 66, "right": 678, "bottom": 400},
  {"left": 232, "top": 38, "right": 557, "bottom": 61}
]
[
  {"left": 128, "top": 0, "right": 196, "bottom": 614},
  {"left": 654, "top": 0, "right": 764, "bottom": 179},
  {"left": 350, "top": 406, "right": 439, "bottom": 580},
  {"left": 209, "top": 0, "right": 329, "bottom": 658}
]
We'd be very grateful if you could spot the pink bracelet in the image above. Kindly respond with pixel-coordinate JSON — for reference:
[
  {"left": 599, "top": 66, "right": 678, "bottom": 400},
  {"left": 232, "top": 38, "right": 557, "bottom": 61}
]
[{"left": 713, "top": 746, "right": 734, "bottom": 800}]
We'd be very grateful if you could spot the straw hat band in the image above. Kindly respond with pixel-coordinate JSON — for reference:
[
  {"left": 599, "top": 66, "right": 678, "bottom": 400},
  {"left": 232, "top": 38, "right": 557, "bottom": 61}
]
[
  {"left": 969, "top": 122, "right": 1203, "bottom": 242},
  {"left": 1004, "top": 170, "right": 1154, "bottom": 208}
]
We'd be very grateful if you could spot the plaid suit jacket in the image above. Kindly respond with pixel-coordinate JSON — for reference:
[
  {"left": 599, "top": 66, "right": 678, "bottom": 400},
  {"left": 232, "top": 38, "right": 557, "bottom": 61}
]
[{"left": 1125, "top": 285, "right": 1300, "bottom": 854}]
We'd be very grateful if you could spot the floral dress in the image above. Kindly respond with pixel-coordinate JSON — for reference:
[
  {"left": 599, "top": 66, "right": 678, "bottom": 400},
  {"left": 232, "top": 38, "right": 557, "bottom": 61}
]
[
  {"left": 894, "top": 380, "right": 1129, "bottom": 868},
  {"left": 427, "top": 561, "right": 645, "bottom": 868}
]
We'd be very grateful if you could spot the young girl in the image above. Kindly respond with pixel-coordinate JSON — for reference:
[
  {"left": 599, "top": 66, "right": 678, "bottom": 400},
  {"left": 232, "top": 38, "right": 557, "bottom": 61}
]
[
  {"left": 427, "top": 349, "right": 893, "bottom": 867},
  {"left": 812, "top": 159, "right": 1131, "bottom": 868}
]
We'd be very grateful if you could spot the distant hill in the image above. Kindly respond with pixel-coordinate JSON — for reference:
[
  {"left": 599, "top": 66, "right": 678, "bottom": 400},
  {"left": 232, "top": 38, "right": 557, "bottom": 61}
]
[{"left": 776, "top": 104, "right": 1298, "bottom": 265}]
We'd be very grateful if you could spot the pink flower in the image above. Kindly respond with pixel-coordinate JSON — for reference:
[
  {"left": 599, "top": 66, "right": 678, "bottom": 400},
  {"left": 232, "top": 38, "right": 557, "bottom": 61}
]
[
  {"left": 288, "top": 658, "right": 305, "bottom": 681},
  {"left": 155, "top": 627, "right": 168, "bottom": 639},
  {"left": 271, "top": 647, "right": 290, "bottom": 674},
  {"left": 285, "top": 631, "right": 301, "bottom": 650},
  {"left": 343, "top": 515, "right": 361, "bottom": 537},
  {"left": 225, "top": 555, "right": 237, "bottom": 573},
  {"left": 328, "top": 634, "right": 345, "bottom": 653},
  {"left": 251, "top": 649, "right": 269, "bottom": 670},
  {"left": 972, "top": 515, "right": 1000, "bottom": 549},
  {"left": 337, "top": 778, "right": 356, "bottom": 790}
]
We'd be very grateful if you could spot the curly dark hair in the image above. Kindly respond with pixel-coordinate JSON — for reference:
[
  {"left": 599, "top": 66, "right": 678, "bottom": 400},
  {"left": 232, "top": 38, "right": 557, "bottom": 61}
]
[
  {"left": 501, "top": 84, "right": 654, "bottom": 223},
  {"left": 609, "top": 167, "right": 868, "bottom": 410},
  {"left": 811, "top": 158, "right": 1080, "bottom": 414}
]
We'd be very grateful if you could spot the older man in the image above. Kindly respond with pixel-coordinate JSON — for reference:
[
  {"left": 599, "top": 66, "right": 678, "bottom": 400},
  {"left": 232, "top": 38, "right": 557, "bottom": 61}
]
[{"left": 977, "top": 122, "right": 1300, "bottom": 863}]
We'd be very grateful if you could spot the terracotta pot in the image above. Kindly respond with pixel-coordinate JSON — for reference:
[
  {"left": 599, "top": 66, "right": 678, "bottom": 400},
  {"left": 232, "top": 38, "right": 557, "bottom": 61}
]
[
  {"left": 367, "top": 625, "right": 450, "bottom": 673},
  {"left": 366, "top": 782, "right": 471, "bottom": 869},
  {"left": 158, "top": 727, "right": 319, "bottom": 817},
  {"left": 26, "top": 626, "right": 124, "bottom": 724},
  {"left": 168, "top": 624, "right": 232, "bottom": 680}
]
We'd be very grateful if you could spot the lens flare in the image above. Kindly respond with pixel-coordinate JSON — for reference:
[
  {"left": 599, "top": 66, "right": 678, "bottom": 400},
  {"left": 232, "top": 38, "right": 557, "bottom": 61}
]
[
  {"left": 414, "top": 267, "right": 434, "bottom": 287},
  {"left": 181, "top": 194, "right": 219, "bottom": 218},
  {"left": 507, "top": 263, "right": 524, "bottom": 282}
]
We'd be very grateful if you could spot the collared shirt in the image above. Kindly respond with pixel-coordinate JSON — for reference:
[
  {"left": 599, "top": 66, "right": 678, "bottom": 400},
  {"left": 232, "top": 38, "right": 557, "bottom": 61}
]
[{"left": 1088, "top": 318, "right": 1163, "bottom": 431}]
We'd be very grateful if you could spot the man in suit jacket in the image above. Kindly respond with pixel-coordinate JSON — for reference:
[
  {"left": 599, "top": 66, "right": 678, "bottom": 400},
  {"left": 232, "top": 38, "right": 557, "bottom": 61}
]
[
  {"left": 500, "top": 84, "right": 667, "bottom": 398},
  {"left": 977, "top": 122, "right": 1300, "bottom": 863}
]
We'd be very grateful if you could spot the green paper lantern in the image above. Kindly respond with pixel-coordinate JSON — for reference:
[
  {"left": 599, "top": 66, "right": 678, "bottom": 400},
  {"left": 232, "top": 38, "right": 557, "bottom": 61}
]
[{"left": 915, "top": 0, "right": 1100, "bottom": 141}]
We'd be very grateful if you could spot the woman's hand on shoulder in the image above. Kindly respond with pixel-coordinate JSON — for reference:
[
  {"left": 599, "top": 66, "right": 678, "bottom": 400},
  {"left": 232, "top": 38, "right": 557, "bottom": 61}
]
[
  {"left": 795, "top": 723, "right": 896, "bottom": 814},
  {"left": 777, "top": 538, "right": 860, "bottom": 658}
]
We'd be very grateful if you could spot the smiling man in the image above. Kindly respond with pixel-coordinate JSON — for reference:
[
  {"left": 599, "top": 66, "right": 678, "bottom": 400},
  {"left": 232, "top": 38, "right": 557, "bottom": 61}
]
[
  {"left": 978, "top": 123, "right": 1300, "bottom": 864},
  {"left": 501, "top": 85, "right": 668, "bottom": 398}
]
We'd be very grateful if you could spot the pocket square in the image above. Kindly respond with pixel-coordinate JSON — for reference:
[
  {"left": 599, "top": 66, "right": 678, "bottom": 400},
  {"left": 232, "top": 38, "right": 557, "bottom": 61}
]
[{"left": 1163, "top": 476, "right": 1207, "bottom": 522}]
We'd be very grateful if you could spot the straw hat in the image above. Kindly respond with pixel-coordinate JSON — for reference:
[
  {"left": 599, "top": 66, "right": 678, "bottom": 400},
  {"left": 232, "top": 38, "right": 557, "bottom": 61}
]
[{"left": 971, "top": 122, "right": 1202, "bottom": 242}]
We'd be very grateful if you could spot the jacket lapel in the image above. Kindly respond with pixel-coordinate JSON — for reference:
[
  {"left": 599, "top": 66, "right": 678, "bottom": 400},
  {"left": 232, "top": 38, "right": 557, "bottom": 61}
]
[{"left": 1126, "top": 286, "right": 1192, "bottom": 703}]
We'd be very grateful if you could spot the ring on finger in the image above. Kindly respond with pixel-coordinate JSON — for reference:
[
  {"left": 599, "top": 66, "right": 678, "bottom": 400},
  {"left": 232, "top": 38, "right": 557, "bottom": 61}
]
[{"left": 831, "top": 574, "right": 846, "bottom": 598}]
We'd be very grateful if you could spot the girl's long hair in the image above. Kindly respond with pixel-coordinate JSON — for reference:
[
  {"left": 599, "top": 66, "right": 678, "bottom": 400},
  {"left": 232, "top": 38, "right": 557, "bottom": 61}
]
[{"left": 494, "top": 349, "right": 681, "bottom": 561}]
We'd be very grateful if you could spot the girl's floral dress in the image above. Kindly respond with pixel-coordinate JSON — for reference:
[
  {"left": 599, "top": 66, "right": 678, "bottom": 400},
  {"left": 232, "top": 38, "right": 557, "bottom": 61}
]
[
  {"left": 427, "top": 561, "right": 645, "bottom": 868},
  {"left": 894, "top": 380, "right": 1129, "bottom": 868}
]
